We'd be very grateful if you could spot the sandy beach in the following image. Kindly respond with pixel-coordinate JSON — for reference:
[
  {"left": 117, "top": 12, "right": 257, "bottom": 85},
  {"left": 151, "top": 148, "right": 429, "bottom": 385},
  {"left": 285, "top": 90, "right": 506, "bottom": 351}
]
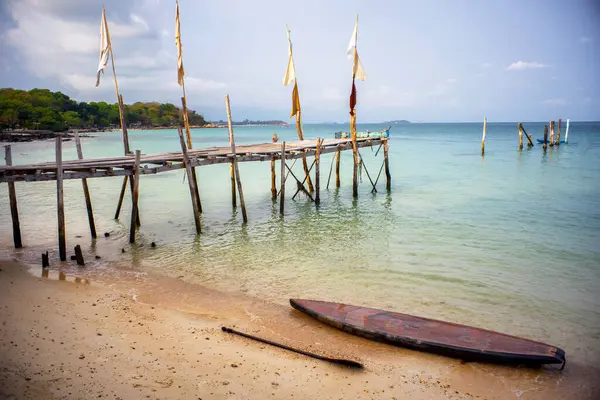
[{"left": 1, "top": 258, "right": 597, "bottom": 400}]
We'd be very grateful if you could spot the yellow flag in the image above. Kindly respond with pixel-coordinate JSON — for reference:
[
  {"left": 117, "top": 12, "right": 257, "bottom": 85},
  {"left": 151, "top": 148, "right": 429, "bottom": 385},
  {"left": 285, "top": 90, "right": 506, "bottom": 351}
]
[
  {"left": 346, "top": 15, "right": 366, "bottom": 81},
  {"left": 290, "top": 81, "right": 300, "bottom": 118},
  {"left": 282, "top": 25, "right": 296, "bottom": 86},
  {"left": 175, "top": 0, "right": 185, "bottom": 87}
]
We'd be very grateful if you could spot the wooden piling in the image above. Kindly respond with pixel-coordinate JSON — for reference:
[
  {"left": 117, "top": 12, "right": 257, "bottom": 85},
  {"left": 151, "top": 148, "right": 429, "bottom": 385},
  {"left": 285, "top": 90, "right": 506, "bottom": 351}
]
[
  {"left": 383, "top": 139, "right": 391, "bottom": 191},
  {"left": 481, "top": 117, "right": 487, "bottom": 156},
  {"left": 518, "top": 122, "right": 523, "bottom": 150},
  {"left": 280, "top": 141, "right": 286, "bottom": 215},
  {"left": 74, "top": 132, "right": 97, "bottom": 239},
  {"left": 270, "top": 134, "right": 278, "bottom": 200},
  {"left": 56, "top": 136, "right": 66, "bottom": 261},
  {"left": 225, "top": 95, "right": 248, "bottom": 223},
  {"left": 295, "top": 110, "right": 314, "bottom": 193},
  {"left": 543, "top": 125, "right": 548, "bottom": 150},
  {"left": 129, "top": 150, "right": 141, "bottom": 243},
  {"left": 335, "top": 150, "right": 341, "bottom": 188},
  {"left": 118, "top": 94, "right": 131, "bottom": 155},
  {"left": 565, "top": 119, "right": 570, "bottom": 144},
  {"left": 315, "top": 138, "right": 322, "bottom": 205},
  {"left": 522, "top": 125, "right": 534, "bottom": 147},
  {"left": 41, "top": 251, "right": 49, "bottom": 268},
  {"left": 115, "top": 177, "right": 128, "bottom": 219},
  {"left": 350, "top": 113, "right": 359, "bottom": 198},
  {"left": 556, "top": 119, "right": 562, "bottom": 145},
  {"left": 180, "top": 96, "right": 202, "bottom": 214},
  {"left": 177, "top": 128, "right": 201, "bottom": 234},
  {"left": 74, "top": 244, "right": 85, "bottom": 266},
  {"left": 228, "top": 109, "right": 236, "bottom": 208},
  {"left": 4, "top": 145, "right": 22, "bottom": 248},
  {"left": 549, "top": 121, "right": 555, "bottom": 147}
]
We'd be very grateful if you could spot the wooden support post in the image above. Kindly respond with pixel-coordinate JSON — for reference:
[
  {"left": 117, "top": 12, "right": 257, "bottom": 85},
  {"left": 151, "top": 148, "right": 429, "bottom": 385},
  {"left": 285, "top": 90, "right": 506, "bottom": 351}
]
[
  {"left": 350, "top": 113, "right": 359, "bottom": 198},
  {"left": 518, "top": 122, "right": 523, "bottom": 150},
  {"left": 335, "top": 150, "right": 341, "bottom": 188},
  {"left": 74, "top": 244, "right": 85, "bottom": 266},
  {"left": 225, "top": 95, "right": 248, "bottom": 223},
  {"left": 481, "top": 117, "right": 487, "bottom": 156},
  {"left": 522, "top": 125, "right": 534, "bottom": 147},
  {"left": 74, "top": 132, "right": 97, "bottom": 239},
  {"left": 129, "top": 150, "right": 141, "bottom": 243},
  {"left": 115, "top": 176, "right": 128, "bottom": 219},
  {"left": 543, "top": 125, "right": 548, "bottom": 150},
  {"left": 177, "top": 128, "right": 201, "bottom": 235},
  {"left": 556, "top": 119, "right": 562, "bottom": 145},
  {"left": 4, "top": 145, "right": 22, "bottom": 248},
  {"left": 280, "top": 141, "right": 286, "bottom": 215},
  {"left": 41, "top": 251, "right": 49, "bottom": 268},
  {"left": 118, "top": 94, "right": 131, "bottom": 155},
  {"left": 315, "top": 138, "right": 322, "bottom": 205},
  {"left": 270, "top": 134, "right": 278, "bottom": 200},
  {"left": 565, "top": 119, "right": 570, "bottom": 144},
  {"left": 295, "top": 110, "right": 314, "bottom": 193},
  {"left": 56, "top": 136, "right": 66, "bottom": 261},
  {"left": 383, "top": 138, "right": 391, "bottom": 191},
  {"left": 549, "top": 120, "right": 555, "bottom": 147}
]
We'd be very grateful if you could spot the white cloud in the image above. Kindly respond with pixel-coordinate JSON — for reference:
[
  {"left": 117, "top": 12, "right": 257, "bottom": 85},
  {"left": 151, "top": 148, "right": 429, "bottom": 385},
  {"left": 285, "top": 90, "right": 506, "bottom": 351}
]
[
  {"left": 542, "top": 98, "right": 567, "bottom": 106},
  {"left": 507, "top": 61, "right": 549, "bottom": 70},
  {"left": 580, "top": 36, "right": 592, "bottom": 44}
]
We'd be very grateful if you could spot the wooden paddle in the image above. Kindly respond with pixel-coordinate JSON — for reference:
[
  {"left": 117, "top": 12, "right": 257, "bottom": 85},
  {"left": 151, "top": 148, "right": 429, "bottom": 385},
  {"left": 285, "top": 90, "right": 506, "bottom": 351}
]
[{"left": 221, "top": 327, "right": 364, "bottom": 369}]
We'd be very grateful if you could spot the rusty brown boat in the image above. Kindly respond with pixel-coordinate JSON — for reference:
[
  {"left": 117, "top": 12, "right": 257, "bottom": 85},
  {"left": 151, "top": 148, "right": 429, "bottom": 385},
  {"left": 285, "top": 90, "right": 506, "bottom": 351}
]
[{"left": 290, "top": 299, "right": 565, "bottom": 368}]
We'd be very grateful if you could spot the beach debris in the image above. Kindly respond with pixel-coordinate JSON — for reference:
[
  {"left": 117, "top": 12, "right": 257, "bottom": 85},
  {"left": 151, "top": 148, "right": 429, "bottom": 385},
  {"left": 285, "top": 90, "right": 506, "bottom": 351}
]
[
  {"left": 151, "top": 241, "right": 156, "bottom": 248},
  {"left": 104, "top": 232, "right": 110, "bottom": 237},
  {"left": 74, "top": 245, "right": 85, "bottom": 266},
  {"left": 41, "top": 251, "right": 49, "bottom": 268},
  {"left": 221, "top": 326, "right": 363, "bottom": 369},
  {"left": 95, "top": 255, "right": 101, "bottom": 259},
  {"left": 121, "top": 248, "right": 126, "bottom": 253}
]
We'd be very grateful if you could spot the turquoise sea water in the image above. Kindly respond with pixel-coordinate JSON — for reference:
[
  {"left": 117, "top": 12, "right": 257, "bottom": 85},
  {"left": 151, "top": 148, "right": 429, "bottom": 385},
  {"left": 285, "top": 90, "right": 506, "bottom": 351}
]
[{"left": 1, "top": 122, "right": 600, "bottom": 368}]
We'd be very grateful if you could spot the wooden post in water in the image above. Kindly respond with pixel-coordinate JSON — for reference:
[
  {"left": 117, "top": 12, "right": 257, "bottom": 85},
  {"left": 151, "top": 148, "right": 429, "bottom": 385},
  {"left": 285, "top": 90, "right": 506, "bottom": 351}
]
[
  {"left": 481, "top": 117, "right": 487, "bottom": 156},
  {"left": 115, "top": 177, "right": 128, "bottom": 219},
  {"left": 315, "top": 138, "right": 322, "bottom": 205},
  {"left": 565, "top": 119, "right": 570, "bottom": 144},
  {"left": 556, "top": 119, "right": 562, "bottom": 146},
  {"left": 383, "top": 138, "right": 391, "bottom": 191},
  {"left": 74, "top": 244, "right": 85, "bottom": 266},
  {"left": 74, "top": 132, "right": 97, "bottom": 239},
  {"left": 55, "top": 136, "right": 66, "bottom": 261},
  {"left": 280, "top": 141, "right": 286, "bottom": 215},
  {"left": 296, "top": 110, "right": 314, "bottom": 193},
  {"left": 4, "top": 145, "right": 22, "bottom": 248},
  {"left": 335, "top": 150, "right": 341, "bottom": 188},
  {"left": 129, "top": 150, "right": 141, "bottom": 243},
  {"left": 518, "top": 122, "right": 523, "bottom": 150},
  {"left": 180, "top": 96, "right": 203, "bottom": 214},
  {"left": 177, "top": 127, "right": 201, "bottom": 234},
  {"left": 549, "top": 121, "right": 555, "bottom": 147},
  {"left": 350, "top": 113, "right": 359, "bottom": 198},
  {"left": 225, "top": 95, "right": 248, "bottom": 223},
  {"left": 118, "top": 94, "right": 131, "bottom": 155},
  {"left": 228, "top": 107, "right": 236, "bottom": 209},
  {"left": 270, "top": 134, "right": 278, "bottom": 200},
  {"left": 543, "top": 125, "right": 548, "bottom": 150}
]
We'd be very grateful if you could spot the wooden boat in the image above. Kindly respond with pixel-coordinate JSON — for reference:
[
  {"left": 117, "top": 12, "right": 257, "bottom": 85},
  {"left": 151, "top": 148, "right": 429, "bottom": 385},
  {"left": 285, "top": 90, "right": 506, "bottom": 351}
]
[
  {"left": 335, "top": 126, "right": 390, "bottom": 139},
  {"left": 290, "top": 299, "right": 566, "bottom": 368}
]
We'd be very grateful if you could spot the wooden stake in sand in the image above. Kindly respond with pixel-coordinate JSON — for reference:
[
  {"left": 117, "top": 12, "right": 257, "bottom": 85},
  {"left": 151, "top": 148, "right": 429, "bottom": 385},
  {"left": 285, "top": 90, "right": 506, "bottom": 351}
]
[
  {"left": 315, "top": 138, "right": 323, "bottom": 205},
  {"left": 4, "top": 145, "right": 22, "bottom": 248},
  {"left": 481, "top": 117, "right": 487, "bottom": 156},
  {"left": 225, "top": 95, "right": 248, "bottom": 223},
  {"left": 56, "top": 136, "right": 66, "bottom": 261},
  {"left": 178, "top": 128, "right": 201, "bottom": 235},
  {"left": 74, "top": 132, "right": 97, "bottom": 239},
  {"left": 280, "top": 141, "right": 286, "bottom": 215},
  {"left": 518, "top": 122, "right": 524, "bottom": 150},
  {"left": 129, "top": 150, "right": 141, "bottom": 243},
  {"left": 74, "top": 244, "right": 85, "bottom": 266},
  {"left": 270, "top": 134, "right": 278, "bottom": 200}
]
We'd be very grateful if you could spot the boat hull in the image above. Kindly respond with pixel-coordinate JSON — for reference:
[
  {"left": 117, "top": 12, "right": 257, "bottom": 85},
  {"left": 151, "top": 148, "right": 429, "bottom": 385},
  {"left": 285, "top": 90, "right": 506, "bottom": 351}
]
[{"left": 290, "top": 299, "right": 565, "bottom": 367}]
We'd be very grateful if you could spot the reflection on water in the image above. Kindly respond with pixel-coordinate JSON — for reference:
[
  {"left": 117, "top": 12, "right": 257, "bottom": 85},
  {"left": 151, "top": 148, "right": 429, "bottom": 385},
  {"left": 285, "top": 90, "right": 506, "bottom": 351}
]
[{"left": 38, "top": 267, "right": 90, "bottom": 285}]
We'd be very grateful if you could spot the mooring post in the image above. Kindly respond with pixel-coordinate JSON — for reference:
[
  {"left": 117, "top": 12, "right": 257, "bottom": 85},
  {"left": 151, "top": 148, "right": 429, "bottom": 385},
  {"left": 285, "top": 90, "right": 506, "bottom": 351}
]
[
  {"left": 55, "top": 136, "right": 66, "bottom": 261},
  {"left": 556, "top": 119, "right": 562, "bottom": 145},
  {"left": 543, "top": 125, "right": 548, "bottom": 150},
  {"left": 280, "top": 141, "right": 286, "bottom": 215},
  {"left": 335, "top": 150, "right": 341, "bottom": 188},
  {"left": 565, "top": 119, "right": 570, "bottom": 144},
  {"left": 315, "top": 138, "right": 322, "bottom": 205},
  {"left": 129, "top": 150, "right": 141, "bottom": 243},
  {"left": 518, "top": 122, "right": 523, "bottom": 150},
  {"left": 115, "top": 177, "right": 128, "bottom": 219},
  {"left": 225, "top": 95, "right": 248, "bottom": 223},
  {"left": 177, "top": 128, "right": 201, "bottom": 235},
  {"left": 180, "top": 96, "right": 203, "bottom": 214},
  {"left": 549, "top": 120, "right": 555, "bottom": 147},
  {"left": 74, "top": 244, "right": 85, "bottom": 266},
  {"left": 383, "top": 138, "right": 391, "bottom": 191},
  {"left": 481, "top": 117, "right": 487, "bottom": 156},
  {"left": 270, "top": 134, "right": 278, "bottom": 200},
  {"left": 74, "top": 132, "right": 97, "bottom": 239},
  {"left": 4, "top": 145, "right": 22, "bottom": 248}
]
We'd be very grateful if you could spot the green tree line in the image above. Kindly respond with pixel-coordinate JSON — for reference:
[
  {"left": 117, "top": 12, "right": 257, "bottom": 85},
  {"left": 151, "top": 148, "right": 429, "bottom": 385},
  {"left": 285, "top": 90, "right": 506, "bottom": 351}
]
[{"left": 0, "top": 88, "right": 207, "bottom": 132}]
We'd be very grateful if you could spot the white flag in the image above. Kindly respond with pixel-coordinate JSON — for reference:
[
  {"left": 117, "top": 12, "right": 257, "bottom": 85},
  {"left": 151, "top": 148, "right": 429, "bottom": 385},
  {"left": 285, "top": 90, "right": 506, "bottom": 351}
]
[
  {"left": 346, "top": 15, "right": 366, "bottom": 81},
  {"left": 176, "top": 0, "right": 185, "bottom": 87},
  {"left": 95, "top": 8, "right": 110, "bottom": 87},
  {"left": 282, "top": 25, "right": 296, "bottom": 86}
]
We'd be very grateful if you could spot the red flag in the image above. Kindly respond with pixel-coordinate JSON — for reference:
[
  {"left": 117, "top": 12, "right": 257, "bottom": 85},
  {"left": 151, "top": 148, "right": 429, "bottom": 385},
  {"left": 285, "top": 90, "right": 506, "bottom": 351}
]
[{"left": 349, "top": 78, "right": 357, "bottom": 116}]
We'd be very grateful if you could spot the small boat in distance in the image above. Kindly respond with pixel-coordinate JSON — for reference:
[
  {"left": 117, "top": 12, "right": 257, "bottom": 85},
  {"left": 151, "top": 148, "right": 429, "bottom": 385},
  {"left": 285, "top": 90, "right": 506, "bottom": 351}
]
[
  {"left": 290, "top": 299, "right": 566, "bottom": 368},
  {"left": 335, "top": 126, "right": 391, "bottom": 139}
]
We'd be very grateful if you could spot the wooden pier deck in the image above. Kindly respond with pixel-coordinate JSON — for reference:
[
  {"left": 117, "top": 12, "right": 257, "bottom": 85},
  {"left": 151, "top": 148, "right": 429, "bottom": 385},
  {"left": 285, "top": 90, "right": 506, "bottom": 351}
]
[{"left": 1, "top": 137, "right": 384, "bottom": 183}]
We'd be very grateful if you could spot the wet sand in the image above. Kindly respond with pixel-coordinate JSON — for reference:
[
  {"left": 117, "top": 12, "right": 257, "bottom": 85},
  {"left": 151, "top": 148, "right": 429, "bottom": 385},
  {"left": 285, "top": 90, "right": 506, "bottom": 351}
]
[{"left": 1, "top": 258, "right": 598, "bottom": 399}]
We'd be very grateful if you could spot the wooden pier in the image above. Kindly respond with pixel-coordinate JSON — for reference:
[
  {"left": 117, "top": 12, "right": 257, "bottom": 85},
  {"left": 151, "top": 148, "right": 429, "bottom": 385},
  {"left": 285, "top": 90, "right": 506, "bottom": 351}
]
[{"left": 1, "top": 135, "right": 391, "bottom": 259}]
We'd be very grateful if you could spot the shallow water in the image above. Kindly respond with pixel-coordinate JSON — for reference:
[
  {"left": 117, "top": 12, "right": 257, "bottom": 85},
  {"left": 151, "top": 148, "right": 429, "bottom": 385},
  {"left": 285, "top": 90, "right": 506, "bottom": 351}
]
[{"left": 1, "top": 122, "right": 599, "bottom": 369}]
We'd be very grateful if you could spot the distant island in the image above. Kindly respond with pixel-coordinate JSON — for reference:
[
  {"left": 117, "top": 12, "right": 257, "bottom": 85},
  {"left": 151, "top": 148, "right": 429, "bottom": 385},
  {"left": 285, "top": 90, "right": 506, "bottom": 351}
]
[
  {"left": 386, "top": 120, "right": 411, "bottom": 124},
  {"left": 0, "top": 88, "right": 207, "bottom": 137},
  {"left": 209, "top": 119, "right": 289, "bottom": 127}
]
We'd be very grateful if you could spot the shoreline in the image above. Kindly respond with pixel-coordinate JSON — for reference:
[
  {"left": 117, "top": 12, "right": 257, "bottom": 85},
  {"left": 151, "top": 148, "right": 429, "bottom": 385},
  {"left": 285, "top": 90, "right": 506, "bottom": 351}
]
[{"left": 1, "top": 256, "right": 597, "bottom": 399}]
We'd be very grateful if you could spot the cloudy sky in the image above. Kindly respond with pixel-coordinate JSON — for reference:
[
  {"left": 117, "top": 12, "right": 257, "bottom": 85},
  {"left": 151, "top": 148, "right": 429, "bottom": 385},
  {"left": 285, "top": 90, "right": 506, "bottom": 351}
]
[{"left": 1, "top": 0, "right": 598, "bottom": 122}]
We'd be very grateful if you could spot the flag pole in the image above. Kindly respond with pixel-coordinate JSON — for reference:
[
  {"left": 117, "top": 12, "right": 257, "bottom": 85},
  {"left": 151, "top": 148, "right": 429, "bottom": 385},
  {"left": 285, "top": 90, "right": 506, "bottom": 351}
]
[{"left": 349, "top": 14, "right": 360, "bottom": 198}]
